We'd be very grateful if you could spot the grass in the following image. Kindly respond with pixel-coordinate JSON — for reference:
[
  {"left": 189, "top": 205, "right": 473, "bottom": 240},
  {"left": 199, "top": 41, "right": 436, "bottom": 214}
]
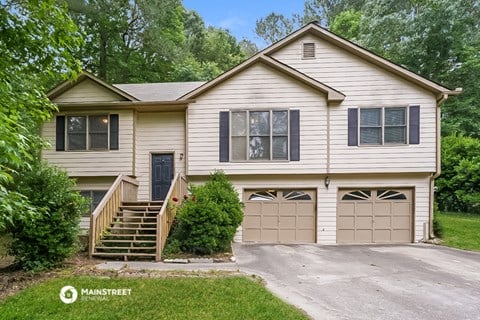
[
  {"left": 0, "top": 276, "right": 309, "bottom": 320},
  {"left": 436, "top": 212, "right": 480, "bottom": 251}
]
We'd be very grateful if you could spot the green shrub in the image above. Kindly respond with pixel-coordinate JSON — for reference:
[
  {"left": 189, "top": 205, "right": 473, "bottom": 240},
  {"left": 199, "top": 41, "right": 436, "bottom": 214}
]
[
  {"left": 172, "top": 171, "right": 243, "bottom": 254},
  {"left": 436, "top": 135, "right": 480, "bottom": 214},
  {"left": 6, "top": 162, "right": 87, "bottom": 271}
]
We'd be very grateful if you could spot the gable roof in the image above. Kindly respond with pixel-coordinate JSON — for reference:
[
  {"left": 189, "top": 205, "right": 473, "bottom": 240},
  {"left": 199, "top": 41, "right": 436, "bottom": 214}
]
[
  {"left": 180, "top": 55, "right": 346, "bottom": 103},
  {"left": 264, "top": 23, "right": 461, "bottom": 97},
  {"left": 180, "top": 22, "right": 461, "bottom": 102},
  {"left": 114, "top": 82, "right": 205, "bottom": 101},
  {"left": 47, "top": 71, "right": 139, "bottom": 102}
]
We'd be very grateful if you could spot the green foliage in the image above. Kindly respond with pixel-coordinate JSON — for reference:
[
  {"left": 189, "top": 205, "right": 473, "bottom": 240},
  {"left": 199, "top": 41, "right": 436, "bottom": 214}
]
[
  {"left": 330, "top": 9, "right": 362, "bottom": 40},
  {"left": 436, "top": 135, "right": 480, "bottom": 214},
  {"left": 6, "top": 163, "right": 88, "bottom": 271},
  {"left": 433, "top": 204, "right": 443, "bottom": 238},
  {"left": 0, "top": 0, "right": 82, "bottom": 232},
  {"left": 66, "top": 0, "right": 247, "bottom": 82},
  {"left": 171, "top": 171, "right": 243, "bottom": 254}
]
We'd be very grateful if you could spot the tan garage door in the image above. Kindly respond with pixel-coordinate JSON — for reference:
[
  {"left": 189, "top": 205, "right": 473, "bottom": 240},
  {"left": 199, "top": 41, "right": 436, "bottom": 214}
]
[
  {"left": 337, "top": 189, "right": 413, "bottom": 243},
  {"left": 243, "top": 189, "right": 316, "bottom": 243}
]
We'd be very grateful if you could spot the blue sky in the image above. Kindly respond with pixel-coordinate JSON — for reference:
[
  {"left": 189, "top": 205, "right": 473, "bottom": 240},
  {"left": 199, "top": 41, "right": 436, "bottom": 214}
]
[{"left": 182, "top": 0, "right": 305, "bottom": 46}]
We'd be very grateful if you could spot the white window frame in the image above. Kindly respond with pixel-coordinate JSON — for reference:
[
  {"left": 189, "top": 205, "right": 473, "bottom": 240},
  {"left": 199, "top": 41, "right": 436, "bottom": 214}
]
[
  {"left": 359, "top": 107, "right": 408, "bottom": 146},
  {"left": 230, "top": 109, "right": 290, "bottom": 162}
]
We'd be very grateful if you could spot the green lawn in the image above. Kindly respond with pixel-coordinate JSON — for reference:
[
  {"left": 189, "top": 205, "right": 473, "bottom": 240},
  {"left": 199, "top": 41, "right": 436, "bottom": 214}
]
[
  {"left": 436, "top": 212, "right": 480, "bottom": 251},
  {"left": 0, "top": 276, "right": 309, "bottom": 320}
]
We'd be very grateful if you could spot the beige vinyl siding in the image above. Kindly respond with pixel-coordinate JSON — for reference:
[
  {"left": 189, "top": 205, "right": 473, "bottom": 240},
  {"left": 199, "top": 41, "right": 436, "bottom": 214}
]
[
  {"left": 272, "top": 35, "right": 437, "bottom": 173},
  {"left": 52, "top": 78, "right": 128, "bottom": 103},
  {"left": 41, "top": 110, "right": 134, "bottom": 176},
  {"left": 187, "top": 63, "right": 328, "bottom": 176},
  {"left": 189, "top": 173, "right": 430, "bottom": 244},
  {"left": 135, "top": 112, "right": 186, "bottom": 201}
]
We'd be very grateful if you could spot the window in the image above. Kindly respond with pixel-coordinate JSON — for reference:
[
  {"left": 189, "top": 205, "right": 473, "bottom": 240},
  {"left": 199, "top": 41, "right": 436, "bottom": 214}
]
[
  {"left": 231, "top": 110, "right": 289, "bottom": 161},
  {"left": 79, "top": 190, "right": 107, "bottom": 216},
  {"left": 60, "top": 114, "right": 118, "bottom": 151},
  {"left": 360, "top": 107, "right": 407, "bottom": 145},
  {"left": 303, "top": 42, "right": 315, "bottom": 59}
]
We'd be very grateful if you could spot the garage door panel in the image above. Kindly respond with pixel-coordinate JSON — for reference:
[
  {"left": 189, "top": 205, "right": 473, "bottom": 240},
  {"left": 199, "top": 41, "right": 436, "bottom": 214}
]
[
  {"left": 338, "top": 216, "right": 355, "bottom": 229},
  {"left": 296, "top": 229, "right": 315, "bottom": 242},
  {"left": 392, "top": 202, "right": 410, "bottom": 215},
  {"left": 375, "top": 216, "right": 391, "bottom": 228},
  {"left": 392, "top": 229, "right": 411, "bottom": 242},
  {"left": 356, "top": 203, "right": 373, "bottom": 215},
  {"left": 243, "top": 229, "right": 260, "bottom": 242},
  {"left": 245, "top": 202, "right": 261, "bottom": 214},
  {"left": 279, "top": 229, "right": 296, "bottom": 242},
  {"left": 357, "top": 216, "right": 373, "bottom": 229},
  {"left": 244, "top": 216, "right": 260, "bottom": 228},
  {"left": 392, "top": 216, "right": 410, "bottom": 228},
  {"left": 262, "top": 203, "right": 280, "bottom": 215},
  {"left": 297, "top": 203, "right": 315, "bottom": 215},
  {"left": 337, "top": 230, "right": 355, "bottom": 243},
  {"left": 374, "top": 230, "right": 392, "bottom": 243},
  {"left": 337, "top": 188, "right": 412, "bottom": 244},
  {"left": 297, "top": 216, "right": 315, "bottom": 228},
  {"left": 373, "top": 202, "right": 391, "bottom": 215},
  {"left": 279, "top": 216, "right": 296, "bottom": 228},
  {"left": 262, "top": 216, "right": 278, "bottom": 228},
  {"left": 279, "top": 203, "right": 296, "bottom": 215},
  {"left": 261, "top": 229, "right": 278, "bottom": 242},
  {"left": 338, "top": 203, "right": 355, "bottom": 215},
  {"left": 355, "top": 229, "right": 372, "bottom": 243}
]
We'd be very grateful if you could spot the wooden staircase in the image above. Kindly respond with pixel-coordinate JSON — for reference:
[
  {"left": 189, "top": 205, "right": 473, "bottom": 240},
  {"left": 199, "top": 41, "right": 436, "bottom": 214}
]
[{"left": 91, "top": 201, "right": 163, "bottom": 260}]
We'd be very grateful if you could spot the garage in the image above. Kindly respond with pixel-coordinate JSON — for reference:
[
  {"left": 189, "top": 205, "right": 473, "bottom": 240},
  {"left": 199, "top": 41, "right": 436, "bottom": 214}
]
[
  {"left": 337, "top": 189, "right": 413, "bottom": 243},
  {"left": 243, "top": 189, "right": 316, "bottom": 243}
]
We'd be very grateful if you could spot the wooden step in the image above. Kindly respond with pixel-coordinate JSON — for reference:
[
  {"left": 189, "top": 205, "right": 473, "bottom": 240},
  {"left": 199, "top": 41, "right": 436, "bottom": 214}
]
[
  {"left": 113, "top": 216, "right": 157, "bottom": 222},
  {"left": 100, "top": 239, "right": 156, "bottom": 244},
  {"left": 120, "top": 205, "right": 162, "bottom": 211},
  {"left": 107, "top": 227, "right": 157, "bottom": 231},
  {"left": 122, "top": 201, "right": 163, "bottom": 207},
  {"left": 102, "top": 234, "right": 156, "bottom": 240},
  {"left": 95, "top": 246, "right": 156, "bottom": 251},
  {"left": 111, "top": 222, "right": 157, "bottom": 226},
  {"left": 91, "top": 252, "right": 156, "bottom": 257}
]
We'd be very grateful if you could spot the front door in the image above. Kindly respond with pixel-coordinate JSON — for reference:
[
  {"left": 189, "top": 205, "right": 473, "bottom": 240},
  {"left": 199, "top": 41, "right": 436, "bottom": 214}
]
[{"left": 151, "top": 154, "right": 174, "bottom": 201}]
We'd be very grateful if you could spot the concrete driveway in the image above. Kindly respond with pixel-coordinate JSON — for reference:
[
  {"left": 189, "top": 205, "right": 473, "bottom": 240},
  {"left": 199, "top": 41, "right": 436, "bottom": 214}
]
[{"left": 233, "top": 244, "right": 480, "bottom": 320}]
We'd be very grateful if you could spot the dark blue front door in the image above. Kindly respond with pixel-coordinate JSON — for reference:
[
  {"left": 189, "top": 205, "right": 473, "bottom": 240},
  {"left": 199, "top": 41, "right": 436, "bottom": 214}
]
[{"left": 151, "top": 154, "right": 174, "bottom": 201}]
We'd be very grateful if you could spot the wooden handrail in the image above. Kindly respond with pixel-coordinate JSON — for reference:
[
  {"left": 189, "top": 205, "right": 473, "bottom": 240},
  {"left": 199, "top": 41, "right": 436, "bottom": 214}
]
[
  {"left": 89, "top": 174, "right": 139, "bottom": 258},
  {"left": 156, "top": 173, "right": 187, "bottom": 261}
]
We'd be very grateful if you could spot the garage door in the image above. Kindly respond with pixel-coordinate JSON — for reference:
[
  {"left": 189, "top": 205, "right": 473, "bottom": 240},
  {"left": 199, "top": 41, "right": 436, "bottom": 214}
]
[
  {"left": 243, "top": 189, "right": 316, "bottom": 243},
  {"left": 337, "top": 189, "right": 412, "bottom": 243}
]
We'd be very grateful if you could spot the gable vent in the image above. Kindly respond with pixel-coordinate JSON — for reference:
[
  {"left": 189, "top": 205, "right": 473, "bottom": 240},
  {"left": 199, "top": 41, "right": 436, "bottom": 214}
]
[{"left": 303, "top": 42, "right": 315, "bottom": 59}]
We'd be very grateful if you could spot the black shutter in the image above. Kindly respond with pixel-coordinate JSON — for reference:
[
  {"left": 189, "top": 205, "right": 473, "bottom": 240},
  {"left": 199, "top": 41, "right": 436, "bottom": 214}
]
[
  {"left": 56, "top": 115, "right": 65, "bottom": 151},
  {"left": 290, "top": 110, "right": 300, "bottom": 161},
  {"left": 409, "top": 105, "right": 420, "bottom": 144},
  {"left": 348, "top": 108, "right": 358, "bottom": 146},
  {"left": 110, "top": 114, "right": 119, "bottom": 150},
  {"left": 219, "top": 112, "right": 229, "bottom": 162}
]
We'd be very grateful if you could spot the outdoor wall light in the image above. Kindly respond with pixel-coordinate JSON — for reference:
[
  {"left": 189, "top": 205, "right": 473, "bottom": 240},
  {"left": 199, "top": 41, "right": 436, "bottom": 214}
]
[
  {"left": 324, "top": 176, "right": 330, "bottom": 189},
  {"left": 179, "top": 153, "right": 184, "bottom": 161}
]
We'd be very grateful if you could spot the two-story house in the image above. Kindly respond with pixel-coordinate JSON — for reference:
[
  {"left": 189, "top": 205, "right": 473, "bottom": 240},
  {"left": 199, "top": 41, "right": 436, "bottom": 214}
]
[{"left": 43, "top": 23, "right": 460, "bottom": 259}]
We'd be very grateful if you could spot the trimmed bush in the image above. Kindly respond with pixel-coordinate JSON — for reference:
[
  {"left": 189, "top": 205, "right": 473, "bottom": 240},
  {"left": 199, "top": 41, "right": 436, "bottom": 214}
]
[
  {"left": 6, "top": 162, "right": 87, "bottom": 271},
  {"left": 172, "top": 171, "right": 243, "bottom": 254}
]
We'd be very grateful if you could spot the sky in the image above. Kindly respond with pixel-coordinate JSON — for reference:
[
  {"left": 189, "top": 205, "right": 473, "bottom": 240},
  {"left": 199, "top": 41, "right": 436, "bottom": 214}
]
[{"left": 182, "top": 0, "right": 305, "bottom": 46}]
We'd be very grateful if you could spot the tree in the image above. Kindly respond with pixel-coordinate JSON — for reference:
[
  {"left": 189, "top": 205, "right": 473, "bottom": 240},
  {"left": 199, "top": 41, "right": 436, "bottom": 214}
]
[
  {"left": 0, "top": 0, "right": 82, "bottom": 230},
  {"left": 255, "top": 13, "right": 297, "bottom": 45}
]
